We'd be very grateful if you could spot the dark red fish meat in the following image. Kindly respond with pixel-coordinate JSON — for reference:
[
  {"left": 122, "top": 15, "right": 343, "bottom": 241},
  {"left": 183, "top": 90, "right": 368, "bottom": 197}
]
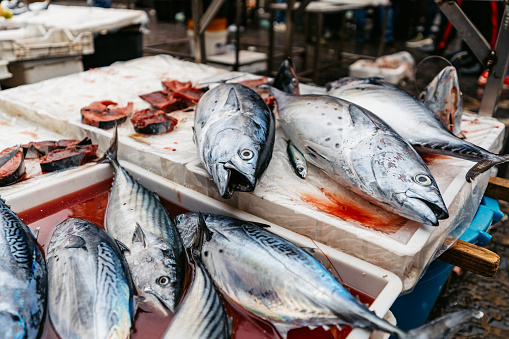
[
  {"left": 139, "top": 91, "right": 189, "bottom": 112},
  {"left": 22, "top": 138, "right": 92, "bottom": 158},
  {"left": 81, "top": 101, "right": 133, "bottom": 129},
  {"left": 162, "top": 80, "right": 193, "bottom": 92},
  {"left": 131, "top": 109, "right": 178, "bottom": 135},
  {"left": 39, "top": 144, "right": 98, "bottom": 173},
  {"left": 0, "top": 146, "right": 26, "bottom": 186},
  {"left": 173, "top": 88, "right": 204, "bottom": 102},
  {"left": 238, "top": 77, "right": 270, "bottom": 88}
]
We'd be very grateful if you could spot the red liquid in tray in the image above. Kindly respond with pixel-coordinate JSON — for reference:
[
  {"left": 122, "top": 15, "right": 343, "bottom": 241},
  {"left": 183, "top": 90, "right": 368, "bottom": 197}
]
[{"left": 17, "top": 179, "right": 375, "bottom": 339}]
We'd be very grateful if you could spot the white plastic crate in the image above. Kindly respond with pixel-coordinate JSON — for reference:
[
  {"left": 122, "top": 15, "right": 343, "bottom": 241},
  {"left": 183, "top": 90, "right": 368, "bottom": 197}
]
[
  {"left": 0, "top": 27, "right": 94, "bottom": 62},
  {"left": 349, "top": 59, "right": 407, "bottom": 85}
]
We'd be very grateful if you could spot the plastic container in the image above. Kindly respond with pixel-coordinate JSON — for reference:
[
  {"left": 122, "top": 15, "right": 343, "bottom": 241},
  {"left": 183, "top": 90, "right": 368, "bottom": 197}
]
[
  {"left": 389, "top": 196, "right": 503, "bottom": 330},
  {"left": 187, "top": 18, "right": 227, "bottom": 56},
  {"left": 349, "top": 59, "right": 407, "bottom": 85},
  {"left": 2, "top": 161, "right": 403, "bottom": 339},
  {"left": 0, "top": 27, "right": 94, "bottom": 62}
]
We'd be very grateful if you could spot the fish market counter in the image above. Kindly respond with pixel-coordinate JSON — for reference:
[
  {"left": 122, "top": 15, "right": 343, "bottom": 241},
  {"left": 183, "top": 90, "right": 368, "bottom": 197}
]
[{"left": 0, "top": 55, "right": 504, "bottom": 291}]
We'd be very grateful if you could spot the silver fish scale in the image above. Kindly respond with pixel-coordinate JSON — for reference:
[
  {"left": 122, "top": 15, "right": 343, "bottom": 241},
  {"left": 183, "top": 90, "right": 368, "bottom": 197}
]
[
  {"left": 0, "top": 198, "right": 47, "bottom": 339},
  {"left": 164, "top": 255, "right": 229, "bottom": 339}
]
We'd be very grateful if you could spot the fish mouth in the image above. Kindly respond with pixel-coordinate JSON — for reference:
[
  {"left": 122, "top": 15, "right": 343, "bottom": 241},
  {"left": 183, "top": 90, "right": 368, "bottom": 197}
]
[
  {"left": 141, "top": 290, "right": 173, "bottom": 316},
  {"left": 401, "top": 190, "right": 449, "bottom": 226},
  {"left": 214, "top": 163, "right": 256, "bottom": 199}
]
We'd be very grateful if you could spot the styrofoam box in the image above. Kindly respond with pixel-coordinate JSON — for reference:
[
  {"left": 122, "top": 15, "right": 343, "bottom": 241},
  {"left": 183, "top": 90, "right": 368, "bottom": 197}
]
[
  {"left": 207, "top": 50, "right": 268, "bottom": 73},
  {"left": 0, "top": 27, "right": 94, "bottom": 62},
  {"left": 1, "top": 56, "right": 83, "bottom": 87},
  {"left": 2, "top": 162, "right": 402, "bottom": 339},
  {"left": 349, "top": 59, "right": 406, "bottom": 85}
]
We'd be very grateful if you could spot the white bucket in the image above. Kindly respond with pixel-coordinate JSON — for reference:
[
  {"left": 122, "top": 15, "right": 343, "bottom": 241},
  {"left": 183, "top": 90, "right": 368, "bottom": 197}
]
[{"left": 187, "top": 29, "right": 228, "bottom": 57}]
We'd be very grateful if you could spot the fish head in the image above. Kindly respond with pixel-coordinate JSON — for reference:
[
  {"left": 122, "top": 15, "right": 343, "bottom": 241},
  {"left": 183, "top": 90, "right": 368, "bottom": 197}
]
[
  {"left": 0, "top": 310, "right": 26, "bottom": 339},
  {"left": 272, "top": 57, "right": 300, "bottom": 94},
  {"left": 129, "top": 239, "right": 181, "bottom": 314},
  {"left": 205, "top": 128, "right": 260, "bottom": 199},
  {"left": 353, "top": 139, "right": 448, "bottom": 226}
]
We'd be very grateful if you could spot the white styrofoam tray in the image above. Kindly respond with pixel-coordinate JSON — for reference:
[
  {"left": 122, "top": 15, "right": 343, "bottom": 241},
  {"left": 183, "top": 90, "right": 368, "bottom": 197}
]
[
  {"left": 0, "top": 55, "right": 502, "bottom": 291},
  {"left": 1, "top": 162, "right": 402, "bottom": 339}
]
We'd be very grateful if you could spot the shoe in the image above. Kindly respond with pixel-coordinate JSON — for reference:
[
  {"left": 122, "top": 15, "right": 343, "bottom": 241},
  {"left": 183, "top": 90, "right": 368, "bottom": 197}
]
[
  {"left": 417, "top": 41, "right": 435, "bottom": 53},
  {"left": 405, "top": 33, "right": 433, "bottom": 48},
  {"left": 477, "top": 70, "right": 509, "bottom": 88}
]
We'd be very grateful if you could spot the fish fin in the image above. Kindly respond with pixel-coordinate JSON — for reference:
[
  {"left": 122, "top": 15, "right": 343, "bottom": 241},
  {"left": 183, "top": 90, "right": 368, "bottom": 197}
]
[
  {"left": 132, "top": 223, "right": 147, "bottom": 248},
  {"left": 273, "top": 323, "right": 295, "bottom": 339},
  {"left": 192, "top": 126, "right": 196, "bottom": 144},
  {"left": 346, "top": 104, "right": 378, "bottom": 131},
  {"left": 133, "top": 295, "right": 145, "bottom": 314},
  {"left": 246, "top": 221, "right": 271, "bottom": 228},
  {"left": 115, "top": 239, "right": 130, "bottom": 253},
  {"left": 65, "top": 235, "right": 87, "bottom": 250},
  {"left": 322, "top": 325, "right": 331, "bottom": 331},
  {"left": 224, "top": 87, "right": 241, "bottom": 112},
  {"left": 300, "top": 247, "right": 316, "bottom": 255},
  {"left": 465, "top": 154, "right": 509, "bottom": 182},
  {"left": 31, "top": 227, "right": 40, "bottom": 240},
  {"left": 193, "top": 212, "right": 213, "bottom": 253},
  {"left": 98, "top": 125, "right": 119, "bottom": 164},
  {"left": 404, "top": 310, "right": 483, "bottom": 339},
  {"left": 77, "top": 137, "right": 92, "bottom": 146}
]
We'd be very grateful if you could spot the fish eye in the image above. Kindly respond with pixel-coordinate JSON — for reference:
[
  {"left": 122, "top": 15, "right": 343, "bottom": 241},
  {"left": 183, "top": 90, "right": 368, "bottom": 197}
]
[
  {"left": 292, "top": 78, "right": 297, "bottom": 85},
  {"left": 419, "top": 92, "right": 426, "bottom": 101},
  {"left": 239, "top": 149, "right": 254, "bottom": 160},
  {"left": 415, "top": 174, "right": 432, "bottom": 186},
  {"left": 297, "top": 166, "right": 304, "bottom": 172},
  {"left": 156, "top": 276, "right": 171, "bottom": 286}
]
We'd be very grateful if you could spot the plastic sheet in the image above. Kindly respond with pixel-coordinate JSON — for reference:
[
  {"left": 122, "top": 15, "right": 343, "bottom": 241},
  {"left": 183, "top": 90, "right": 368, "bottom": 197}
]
[{"left": 0, "top": 55, "right": 503, "bottom": 291}]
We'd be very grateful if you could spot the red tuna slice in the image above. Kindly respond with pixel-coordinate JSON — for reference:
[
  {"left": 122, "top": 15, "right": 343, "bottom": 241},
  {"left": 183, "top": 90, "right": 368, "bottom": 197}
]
[
  {"left": 39, "top": 144, "right": 98, "bottom": 173},
  {"left": 238, "top": 77, "right": 270, "bottom": 88},
  {"left": 173, "top": 87, "right": 204, "bottom": 102},
  {"left": 81, "top": 101, "right": 133, "bottom": 129},
  {"left": 131, "top": 108, "right": 179, "bottom": 134},
  {"left": 22, "top": 138, "right": 92, "bottom": 158},
  {"left": 0, "top": 146, "right": 26, "bottom": 186},
  {"left": 162, "top": 80, "right": 193, "bottom": 92},
  {"left": 139, "top": 90, "right": 189, "bottom": 112}
]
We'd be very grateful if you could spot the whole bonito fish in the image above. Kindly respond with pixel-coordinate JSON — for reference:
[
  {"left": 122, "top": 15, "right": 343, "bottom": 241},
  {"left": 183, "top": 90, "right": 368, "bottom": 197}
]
[
  {"left": 175, "top": 212, "right": 481, "bottom": 339},
  {"left": 272, "top": 57, "right": 300, "bottom": 95},
  {"left": 164, "top": 228, "right": 229, "bottom": 339},
  {"left": 268, "top": 87, "right": 448, "bottom": 226},
  {"left": 420, "top": 66, "right": 463, "bottom": 136},
  {"left": 103, "top": 129, "right": 185, "bottom": 314},
  {"left": 47, "top": 218, "right": 134, "bottom": 339},
  {"left": 194, "top": 83, "right": 275, "bottom": 199},
  {"left": 0, "top": 197, "right": 47, "bottom": 339},
  {"left": 326, "top": 77, "right": 508, "bottom": 182}
]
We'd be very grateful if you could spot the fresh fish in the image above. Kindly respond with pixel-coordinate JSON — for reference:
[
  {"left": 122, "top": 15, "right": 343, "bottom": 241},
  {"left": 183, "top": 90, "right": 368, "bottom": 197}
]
[
  {"left": 419, "top": 66, "right": 463, "bottom": 136},
  {"left": 194, "top": 83, "right": 275, "bottom": 199},
  {"left": 0, "top": 145, "right": 26, "bottom": 187},
  {"left": 272, "top": 57, "right": 300, "bottom": 95},
  {"left": 326, "top": 77, "right": 508, "bottom": 182},
  {"left": 47, "top": 218, "right": 134, "bottom": 339},
  {"left": 0, "top": 196, "right": 47, "bottom": 339},
  {"left": 175, "top": 212, "right": 482, "bottom": 339},
  {"left": 103, "top": 129, "right": 185, "bottom": 314},
  {"left": 164, "top": 218, "right": 230, "bottom": 339},
  {"left": 286, "top": 140, "right": 307, "bottom": 179},
  {"left": 268, "top": 87, "right": 448, "bottom": 226}
]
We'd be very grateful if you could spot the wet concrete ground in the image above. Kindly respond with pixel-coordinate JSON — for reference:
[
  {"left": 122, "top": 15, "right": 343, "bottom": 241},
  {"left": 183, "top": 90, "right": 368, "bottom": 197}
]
[{"left": 50, "top": 2, "right": 509, "bottom": 337}]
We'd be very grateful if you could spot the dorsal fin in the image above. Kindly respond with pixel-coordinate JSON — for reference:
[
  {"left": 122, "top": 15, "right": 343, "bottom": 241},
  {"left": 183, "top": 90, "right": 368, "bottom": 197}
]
[
  {"left": 132, "top": 222, "right": 146, "bottom": 248},
  {"left": 347, "top": 104, "right": 378, "bottom": 131},
  {"left": 193, "top": 212, "right": 213, "bottom": 254},
  {"left": 65, "top": 235, "right": 86, "bottom": 250},
  {"left": 300, "top": 247, "right": 316, "bottom": 256},
  {"left": 116, "top": 239, "right": 130, "bottom": 252},
  {"left": 31, "top": 227, "right": 40, "bottom": 240},
  {"left": 246, "top": 221, "right": 271, "bottom": 228},
  {"left": 224, "top": 87, "right": 241, "bottom": 112}
]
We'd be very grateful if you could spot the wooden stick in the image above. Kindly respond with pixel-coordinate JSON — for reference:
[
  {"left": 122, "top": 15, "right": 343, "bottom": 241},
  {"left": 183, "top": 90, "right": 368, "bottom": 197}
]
[
  {"left": 438, "top": 239, "right": 500, "bottom": 277},
  {"left": 485, "top": 176, "right": 509, "bottom": 202}
]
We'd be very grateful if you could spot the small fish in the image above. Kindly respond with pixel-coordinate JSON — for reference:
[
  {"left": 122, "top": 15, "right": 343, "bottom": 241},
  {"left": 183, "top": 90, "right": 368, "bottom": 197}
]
[
  {"left": 164, "top": 214, "right": 230, "bottom": 339},
  {"left": 194, "top": 83, "right": 275, "bottom": 199},
  {"left": 420, "top": 66, "right": 463, "bottom": 136},
  {"left": 326, "top": 77, "right": 509, "bottom": 182},
  {"left": 272, "top": 57, "right": 300, "bottom": 95},
  {"left": 286, "top": 140, "right": 307, "bottom": 179},
  {"left": 0, "top": 196, "right": 47, "bottom": 339},
  {"left": 103, "top": 128, "right": 185, "bottom": 314},
  {"left": 175, "top": 212, "right": 481, "bottom": 339},
  {"left": 47, "top": 218, "right": 134, "bottom": 339},
  {"left": 268, "top": 86, "right": 448, "bottom": 226}
]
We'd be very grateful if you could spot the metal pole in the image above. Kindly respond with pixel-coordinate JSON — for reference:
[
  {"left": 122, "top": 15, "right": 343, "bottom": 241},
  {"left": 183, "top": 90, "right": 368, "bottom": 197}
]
[{"left": 192, "top": 0, "right": 206, "bottom": 63}]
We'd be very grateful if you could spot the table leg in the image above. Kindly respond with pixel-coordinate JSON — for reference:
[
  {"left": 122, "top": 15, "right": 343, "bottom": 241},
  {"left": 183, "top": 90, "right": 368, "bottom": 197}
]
[{"left": 313, "top": 12, "right": 323, "bottom": 83}]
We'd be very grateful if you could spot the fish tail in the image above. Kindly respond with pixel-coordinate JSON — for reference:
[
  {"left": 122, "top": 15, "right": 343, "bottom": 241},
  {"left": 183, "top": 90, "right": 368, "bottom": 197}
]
[
  {"left": 399, "top": 310, "right": 483, "bottom": 339},
  {"left": 466, "top": 153, "right": 509, "bottom": 182},
  {"left": 98, "top": 126, "right": 119, "bottom": 166}
]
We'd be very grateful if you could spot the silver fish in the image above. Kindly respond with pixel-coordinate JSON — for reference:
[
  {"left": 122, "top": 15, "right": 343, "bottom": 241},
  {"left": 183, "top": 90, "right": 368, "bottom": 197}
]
[
  {"left": 47, "top": 218, "right": 134, "bottom": 339},
  {"left": 103, "top": 129, "right": 185, "bottom": 314},
  {"left": 286, "top": 140, "right": 307, "bottom": 179},
  {"left": 420, "top": 66, "right": 463, "bottom": 136},
  {"left": 175, "top": 212, "right": 481, "bottom": 339},
  {"left": 268, "top": 87, "right": 448, "bottom": 226},
  {"left": 326, "top": 77, "right": 508, "bottom": 182},
  {"left": 0, "top": 197, "right": 47, "bottom": 339},
  {"left": 272, "top": 57, "right": 300, "bottom": 95},
  {"left": 194, "top": 83, "right": 275, "bottom": 199},
  {"left": 164, "top": 229, "right": 230, "bottom": 339}
]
